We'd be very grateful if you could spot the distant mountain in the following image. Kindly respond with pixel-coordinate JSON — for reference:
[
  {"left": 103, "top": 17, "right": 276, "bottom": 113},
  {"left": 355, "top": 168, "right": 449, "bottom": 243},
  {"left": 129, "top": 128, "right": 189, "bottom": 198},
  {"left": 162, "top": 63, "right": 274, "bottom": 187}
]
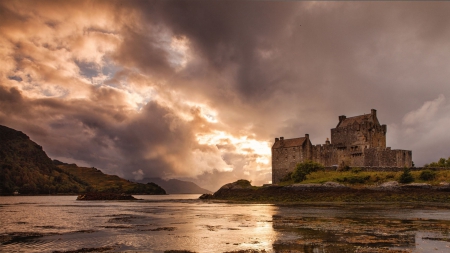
[
  {"left": 138, "top": 177, "right": 212, "bottom": 194},
  {"left": 0, "top": 124, "right": 165, "bottom": 195}
]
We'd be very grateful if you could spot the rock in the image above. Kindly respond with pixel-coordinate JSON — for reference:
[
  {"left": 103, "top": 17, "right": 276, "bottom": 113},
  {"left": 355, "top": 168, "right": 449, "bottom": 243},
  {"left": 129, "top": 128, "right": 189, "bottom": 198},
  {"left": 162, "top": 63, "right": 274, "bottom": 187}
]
[
  {"left": 199, "top": 193, "right": 213, "bottom": 199},
  {"left": 217, "top": 180, "right": 253, "bottom": 190},
  {"left": 439, "top": 182, "right": 450, "bottom": 187},
  {"left": 370, "top": 181, "right": 400, "bottom": 191},
  {"left": 401, "top": 183, "right": 432, "bottom": 189},
  {"left": 322, "top": 182, "right": 347, "bottom": 188},
  {"left": 288, "top": 183, "right": 322, "bottom": 189},
  {"left": 286, "top": 182, "right": 347, "bottom": 190},
  {"left": 76, "top": 192, "right": 137, "bottom": 201}
]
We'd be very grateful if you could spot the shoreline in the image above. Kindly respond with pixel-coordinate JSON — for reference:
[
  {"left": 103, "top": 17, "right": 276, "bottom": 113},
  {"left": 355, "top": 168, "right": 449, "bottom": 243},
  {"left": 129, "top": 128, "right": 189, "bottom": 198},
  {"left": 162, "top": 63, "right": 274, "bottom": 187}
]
[{"left": 200, "top": 180, "right": 450, "bottom": 204}]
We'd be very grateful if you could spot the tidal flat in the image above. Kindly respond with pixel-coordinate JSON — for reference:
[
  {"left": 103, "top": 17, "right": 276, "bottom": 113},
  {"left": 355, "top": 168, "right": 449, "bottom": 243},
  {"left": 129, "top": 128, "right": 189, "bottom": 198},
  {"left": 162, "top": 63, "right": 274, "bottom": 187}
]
[{"left": 1, "top": 195, "right": 450, "bottom": 252}]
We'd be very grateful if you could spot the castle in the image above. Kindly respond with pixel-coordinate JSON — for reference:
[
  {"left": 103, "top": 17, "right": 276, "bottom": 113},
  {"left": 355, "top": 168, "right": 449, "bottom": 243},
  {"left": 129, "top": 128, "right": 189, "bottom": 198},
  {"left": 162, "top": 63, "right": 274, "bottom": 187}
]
[{"left": 272, "top": 109, "right": 412, "bottom": 184}]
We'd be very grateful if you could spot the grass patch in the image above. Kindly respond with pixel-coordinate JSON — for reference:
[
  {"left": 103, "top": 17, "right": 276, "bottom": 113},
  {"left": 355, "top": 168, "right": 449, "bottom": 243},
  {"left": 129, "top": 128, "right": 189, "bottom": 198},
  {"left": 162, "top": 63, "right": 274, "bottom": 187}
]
[{"left": 300, "top": 170, "right": 450, "bottom": 186}]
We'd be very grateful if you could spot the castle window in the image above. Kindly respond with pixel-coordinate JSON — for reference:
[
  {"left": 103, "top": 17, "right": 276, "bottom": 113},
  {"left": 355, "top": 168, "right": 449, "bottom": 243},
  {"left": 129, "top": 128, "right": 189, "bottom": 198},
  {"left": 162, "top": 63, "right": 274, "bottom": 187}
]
[{"left": 293, "top": 156, "right": 295, "bottom": 159}]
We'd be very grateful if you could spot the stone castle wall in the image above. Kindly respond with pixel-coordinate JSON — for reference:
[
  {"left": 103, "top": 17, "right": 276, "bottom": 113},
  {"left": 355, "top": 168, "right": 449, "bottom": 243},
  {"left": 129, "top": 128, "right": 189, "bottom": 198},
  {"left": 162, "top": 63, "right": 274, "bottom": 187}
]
[
  {"left": 272, "top": 143, "right": 307, "bottom": 184},
  {"left": 322, "top": 166, "right": 449, "bottom": 172},
  {"left": 272, "top": 109, "right": 412, "bottom": 184}
]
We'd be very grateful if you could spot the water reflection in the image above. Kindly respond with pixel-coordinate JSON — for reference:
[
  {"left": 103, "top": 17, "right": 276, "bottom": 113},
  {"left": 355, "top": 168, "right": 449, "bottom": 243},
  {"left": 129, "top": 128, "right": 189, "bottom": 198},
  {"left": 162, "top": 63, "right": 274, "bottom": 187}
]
[
  {"left": 271, "top": 204, "right": 450, "bottom": 253},
  {"left": 1, "top": 197, "right": 450, "bottom": 252}
]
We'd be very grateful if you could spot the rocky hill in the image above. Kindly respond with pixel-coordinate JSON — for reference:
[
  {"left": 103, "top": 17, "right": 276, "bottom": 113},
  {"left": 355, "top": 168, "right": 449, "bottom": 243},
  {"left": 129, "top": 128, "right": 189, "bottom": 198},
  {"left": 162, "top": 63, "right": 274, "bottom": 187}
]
[
  {"left": 0, "top": 125, "right": 88, "bottom": 195},
  {"left": 57, "top": 162, "right": 166, "bottom": 195},
  {"left": 0, "top": 124, "right": 165, "bottom": 195}
]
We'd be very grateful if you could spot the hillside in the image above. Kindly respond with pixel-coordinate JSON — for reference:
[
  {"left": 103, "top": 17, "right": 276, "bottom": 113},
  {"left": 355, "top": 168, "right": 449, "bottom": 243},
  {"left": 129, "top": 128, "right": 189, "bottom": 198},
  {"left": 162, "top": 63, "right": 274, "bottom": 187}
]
[
  {"left": 0, "top": 124, "right": 166, "bottom": 195},
  {"left": 57, "top": 162, "right": 166, "bottom": 195},
  {"left": 0, "top": 125, "right": 88, "bottom": 195},
  {"left": 139, "top": 177, "right": 212, "bottom": 194}
]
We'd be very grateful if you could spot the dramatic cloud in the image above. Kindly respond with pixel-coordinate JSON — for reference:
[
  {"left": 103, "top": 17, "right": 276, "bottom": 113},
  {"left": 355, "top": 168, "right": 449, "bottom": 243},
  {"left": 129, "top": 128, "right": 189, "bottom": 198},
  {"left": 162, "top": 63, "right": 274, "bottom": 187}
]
[{"left": 1, "top": 1, "right": 450, "bottom": 190}]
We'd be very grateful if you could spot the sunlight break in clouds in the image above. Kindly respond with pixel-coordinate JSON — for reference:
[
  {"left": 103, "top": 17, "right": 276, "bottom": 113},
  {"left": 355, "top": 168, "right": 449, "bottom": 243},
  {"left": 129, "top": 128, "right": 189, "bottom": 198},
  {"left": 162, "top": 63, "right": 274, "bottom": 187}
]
[{"left": 196, "top": 130, "right": 272, "bottom": 169}]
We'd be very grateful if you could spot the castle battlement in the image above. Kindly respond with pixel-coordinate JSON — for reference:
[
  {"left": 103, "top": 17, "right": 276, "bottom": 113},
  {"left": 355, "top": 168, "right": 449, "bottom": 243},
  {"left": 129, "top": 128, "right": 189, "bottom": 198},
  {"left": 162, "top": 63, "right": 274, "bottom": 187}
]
[{"left": 272, "top": 109, "right": 412, "bottom": 184}]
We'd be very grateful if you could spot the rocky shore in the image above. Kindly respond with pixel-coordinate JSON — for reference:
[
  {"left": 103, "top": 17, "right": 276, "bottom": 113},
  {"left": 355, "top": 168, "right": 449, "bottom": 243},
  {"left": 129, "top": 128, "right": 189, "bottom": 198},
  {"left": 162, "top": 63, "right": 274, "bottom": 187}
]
[
  {"left": 200, "top": 180, "right": 450, "bottom": 203},
  {"left": 76, "top": 192, "right": 137, "bottom": 201}
]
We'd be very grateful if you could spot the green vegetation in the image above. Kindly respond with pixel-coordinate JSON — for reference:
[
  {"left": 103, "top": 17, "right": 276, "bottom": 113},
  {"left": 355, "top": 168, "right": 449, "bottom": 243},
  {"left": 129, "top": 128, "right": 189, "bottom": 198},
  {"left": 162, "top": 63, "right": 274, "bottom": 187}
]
[
  {"left": 290, "top": 160, "right": 324, "bottom": 183},
  {"left": 298, "top": 169, "right": 450, "bottom": 186},
  {"left": 419, "top": 170, "right": 437, "bottom": 181},
  {"left": 58, "top": 163, "right": 165, "bottom": 194},
  {"left": 399, "top": 168, "right": 414, "bottom": 184},
  {"left": 425, "top": 157, "right": 450, "bottom": 168}
]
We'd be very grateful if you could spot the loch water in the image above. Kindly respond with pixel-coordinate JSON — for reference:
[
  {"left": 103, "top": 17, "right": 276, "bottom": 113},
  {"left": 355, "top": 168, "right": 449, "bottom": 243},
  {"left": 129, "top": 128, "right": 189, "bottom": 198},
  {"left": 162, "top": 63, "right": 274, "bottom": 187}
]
[{"left": 1, "top": 195, "right": 450, "bottom": 253}]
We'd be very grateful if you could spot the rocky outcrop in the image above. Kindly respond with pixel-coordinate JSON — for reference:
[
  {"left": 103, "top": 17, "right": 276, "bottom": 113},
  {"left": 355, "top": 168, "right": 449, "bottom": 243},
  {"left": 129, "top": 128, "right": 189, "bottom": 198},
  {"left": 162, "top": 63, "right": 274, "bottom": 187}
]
[
  {"left": 287, "top": 182, "right": 348, "bottom": 190},
  {"left": 368, "top": 181, "right": 400, "bottom": 191},
  {"left": 201, "top": 179, "right": 450, "bottom": 203},
  {"left": 77, "top": 192, "right": 137, "bottom": 201},
  {"left": 401, "top": 183, "right": 432, "bottom": 189}
]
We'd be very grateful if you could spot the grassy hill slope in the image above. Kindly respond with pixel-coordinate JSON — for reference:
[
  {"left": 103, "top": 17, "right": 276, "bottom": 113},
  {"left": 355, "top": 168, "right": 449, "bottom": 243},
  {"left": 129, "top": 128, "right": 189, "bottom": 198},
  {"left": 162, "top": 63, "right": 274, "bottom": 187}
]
[
  {"left": 0, "top": 125, "right": 88, "bottom": 195},
  {"left": 57, "top": 163, "right": 166, "bottom": 194}
]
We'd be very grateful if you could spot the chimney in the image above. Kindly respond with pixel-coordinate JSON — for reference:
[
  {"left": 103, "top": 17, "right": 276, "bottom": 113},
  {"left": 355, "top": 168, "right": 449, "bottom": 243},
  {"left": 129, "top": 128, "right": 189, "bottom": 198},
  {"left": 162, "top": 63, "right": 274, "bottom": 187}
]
[
  {"left": 339, "top": 115, "right": 346, "bottom": 122},
  {"left": 280, "top": 137, "right": 284, "bottom": 141},
  {"left": 371, "top": 109, "right": 377, "bottom": 117},
  {"left": 325, "top": 138, "right": 330, "bottom": 145},
  {"left": 275, "top": 137, "right": 279, "bottom": 142},
  {"left": 305, "top": 134, "right": 309, "bottom": 140}
]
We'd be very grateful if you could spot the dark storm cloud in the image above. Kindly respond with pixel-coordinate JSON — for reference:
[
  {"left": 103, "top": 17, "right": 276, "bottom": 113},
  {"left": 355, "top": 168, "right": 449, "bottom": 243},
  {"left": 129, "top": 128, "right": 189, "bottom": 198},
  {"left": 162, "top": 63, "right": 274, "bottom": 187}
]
[
  {"left": 1, "top": 1, "right": 450, "bottom": 190},
  {"left": 116, "top": 1, "right": 450, "bottom": 167}
]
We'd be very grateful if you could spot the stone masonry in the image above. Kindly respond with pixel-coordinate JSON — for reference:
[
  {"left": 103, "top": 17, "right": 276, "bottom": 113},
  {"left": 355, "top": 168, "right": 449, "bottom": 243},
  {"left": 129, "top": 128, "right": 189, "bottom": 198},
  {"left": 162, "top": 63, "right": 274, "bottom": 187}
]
[{"left": 272, "top": 109, "right": 412, "bottom": 184}]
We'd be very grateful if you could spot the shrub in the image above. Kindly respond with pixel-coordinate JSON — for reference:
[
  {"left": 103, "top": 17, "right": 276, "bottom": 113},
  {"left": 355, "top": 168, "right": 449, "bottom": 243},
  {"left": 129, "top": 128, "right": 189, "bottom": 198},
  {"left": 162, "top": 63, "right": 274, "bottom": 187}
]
[
  {"left": 351, "top": 167, "right": 362, "bottom": 174},
  {"left": 337, "top": 159, "right": 351, "bottom": 172},
  {"left": 280, "top": 172, "right": 293, "bottom": 182},
  {"left": 386, "top": 173, "right": 395, "bottom": 179},
  {"left": 291, "top": 160, "right": 324, "bottom": 183},
  {"left": 425, "top": 157, "right": 450, "bottom": 168},
  {"left": 399, "top": 168, "right": 414, "bottom": 184},
  {"left": 419, "top": 170, "right": 436, "bottom": 181},
  {"left": 336, "top": 175, "right": 370, "bottom": 184}
]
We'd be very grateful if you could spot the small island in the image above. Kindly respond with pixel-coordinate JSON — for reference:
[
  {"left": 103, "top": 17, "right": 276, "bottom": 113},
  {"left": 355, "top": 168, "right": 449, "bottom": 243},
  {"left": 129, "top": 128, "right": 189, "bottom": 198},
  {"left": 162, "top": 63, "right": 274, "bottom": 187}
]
[{"left": 76, "top": 192, "right": 137, "bottom": 201}]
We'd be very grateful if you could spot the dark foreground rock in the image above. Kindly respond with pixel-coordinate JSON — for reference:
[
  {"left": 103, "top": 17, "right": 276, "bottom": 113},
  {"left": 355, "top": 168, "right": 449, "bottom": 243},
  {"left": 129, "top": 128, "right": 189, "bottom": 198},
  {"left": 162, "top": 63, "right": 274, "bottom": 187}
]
[
  {"left": 53, "top": 247, "right": 114, "bottom": 253},
  {"left": 77, "top": 192, "right": 137, "bottom": 201},
  {"left": 203, "top": 180, "right": 450, "bottom": 203}
]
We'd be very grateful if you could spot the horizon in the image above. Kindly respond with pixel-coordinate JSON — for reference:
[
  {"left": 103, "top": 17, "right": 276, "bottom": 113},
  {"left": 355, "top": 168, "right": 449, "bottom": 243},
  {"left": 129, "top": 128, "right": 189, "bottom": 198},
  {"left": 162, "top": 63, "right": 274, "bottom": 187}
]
[{"left": 1, "top": 1, "right": 450, "bottom": 191}]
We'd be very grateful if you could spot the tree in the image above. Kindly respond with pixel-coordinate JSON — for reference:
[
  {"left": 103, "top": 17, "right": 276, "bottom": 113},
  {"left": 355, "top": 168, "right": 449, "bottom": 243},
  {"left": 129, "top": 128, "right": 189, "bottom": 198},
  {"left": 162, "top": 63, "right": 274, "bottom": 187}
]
[
  {"left": 425, "top": 157, "right": 450, "bottom": 168},
  {"left": 419, "top": 170, "right": 436, "bottom": 181},
  {"left": 399, "top": 168, "right": 414, "bottom": 184},
  {"left": 291, "top": 160, "right": 324, "bottom": 183}
]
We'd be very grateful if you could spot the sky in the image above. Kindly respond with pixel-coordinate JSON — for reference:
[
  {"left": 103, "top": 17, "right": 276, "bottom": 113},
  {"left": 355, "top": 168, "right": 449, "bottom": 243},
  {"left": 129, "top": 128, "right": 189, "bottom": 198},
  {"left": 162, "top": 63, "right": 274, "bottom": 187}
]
[{"left": 1, "top": 1, "right": 450, "bottom": 191}]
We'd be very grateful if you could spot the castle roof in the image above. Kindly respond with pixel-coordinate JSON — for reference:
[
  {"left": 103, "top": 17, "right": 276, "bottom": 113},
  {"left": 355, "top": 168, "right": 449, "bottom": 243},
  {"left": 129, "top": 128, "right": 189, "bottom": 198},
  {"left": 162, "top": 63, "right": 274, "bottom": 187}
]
[
  {"left": 337, "top": 114, "right": 371, "bottom": 128},
  {"left": 272, "top": 137, "right": 306, "bottom": 149}
]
